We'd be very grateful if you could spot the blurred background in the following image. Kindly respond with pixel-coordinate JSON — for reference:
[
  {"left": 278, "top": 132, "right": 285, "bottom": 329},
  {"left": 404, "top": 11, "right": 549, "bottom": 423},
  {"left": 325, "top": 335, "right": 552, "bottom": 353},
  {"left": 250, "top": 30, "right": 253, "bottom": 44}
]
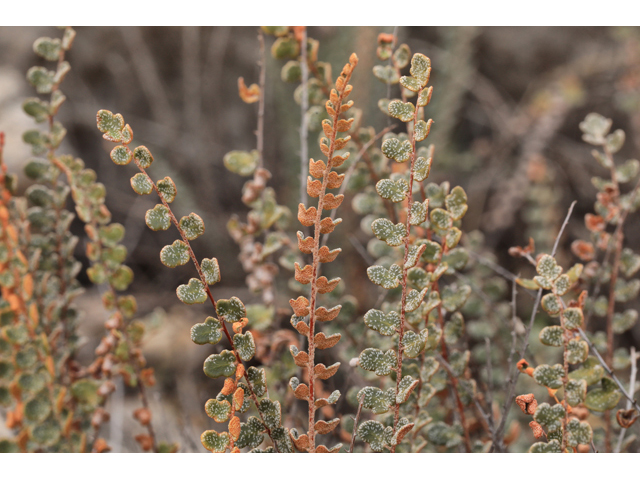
[{"left": 1, "top": 26, "right": 639, "bottom": 451}]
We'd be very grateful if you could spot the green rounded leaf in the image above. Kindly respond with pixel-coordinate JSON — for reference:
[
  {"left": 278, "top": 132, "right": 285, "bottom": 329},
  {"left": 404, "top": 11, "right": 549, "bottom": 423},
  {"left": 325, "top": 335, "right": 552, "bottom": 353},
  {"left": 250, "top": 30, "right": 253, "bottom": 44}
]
[
  {"left": 131, "top": 173, "right": 153, "bottom": 195},
  {"left": 145, "top": 204, "right": 171, "bottom": 231},
  {"left": 201, "top": 258, "right": 221, "bottom": 285},
  {"left": 190, "top": 317, "right": 222, "bottom": 345},
  {"left": 359, "top": 348, "right": 397, "bottom": 376},
  {"left": 233, "top": 331, "right": 256, "bottom": 362},
  {"left": 364, "top": 309, "right": 400, "bottom": 336},
  {"left": 216, "top": 296, "right": 247, "bottom": 323},
  {"left": 565, "top": 419, "right": 592, "bottom": 447},
  {"left": 179, "top": 213, "right": 205, "bottom": 240},
  {"left": 110, "top": 145, "right": 132, "bottom": 166},
  {"left": 533, "top": 402, "right": 565, "bottom": 432},
  {"left": 584, "top": 377, "right": 622, "bottom": 412},
  {"left": 204, "top": 398, "right": 231, "bottom": 423},
  {"left": 402, "top": 330, "right": 428, "bottom": 358},
  {"left": 223, "top": 150, "right": 259, "bottom": 176},
  {"left": 532, "top": 364, "right": 565, "bottom": 390},
  {"left": 388, "top": 100, "right": 415, "bottom": 122},
  {"left": 201, "top": 430, "right": 229, "bottom": 453},
  {"left": 203, "top": 350, "right": 237, "bottom": 379},
  {"left": 109, "top": 265, "right": 134, "bottom": 291},
  {"left": 376, "top": 178, "right": 408, "bottom": 203},
  {"left": 357, "top": 387, "right": 391, "bottom": 414},
  {"left": 357, "top": 420, "right": 388, "bottom": 452},
  {"left": 563, "top": 307, "right": 584, "bottom": 330},
  {"left": 569, "top": 357, "right": 605, "bottom": 386},
  {"left": 539, "top": 325, "right": 564, "bottom": 347},
  {"left": 160, "top": 240, "right": 190, "bottom": 268},
  {"left": 177, "top": 278, "right": 207, "bottom": 304},
  {"left": 371, "top": 218, "right": 406, "bottom": 247},
  {"left": 133, "top": 146, "right": 154, "bottom": 168},
  {"left": 381, "top": 137, "right": 412, "bottom": 163},
  {"left": 157, "top": 177, "right": 177, "bottom": 203},
  {"left": 445, "top": 186, "right": 468, "bottom": 221},
  {"left": 409, "top": 53, "right": 431, "bottom": 86},
  {"left": 367, "top": 264, "right": 401, "bottom": 289}
]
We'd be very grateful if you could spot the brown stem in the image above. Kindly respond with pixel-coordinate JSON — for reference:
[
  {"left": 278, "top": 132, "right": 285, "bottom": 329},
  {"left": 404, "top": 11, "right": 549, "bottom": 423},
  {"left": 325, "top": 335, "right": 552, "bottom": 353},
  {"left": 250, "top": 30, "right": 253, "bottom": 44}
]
[
  {"left": 299, "top": 26, "right": 309, "bottom": 206},
  {"left": 348, "top": 398, "right": 364, "bottom": 453},
  {"left": 257, "top": 30, "right": 266, "bottom": 169}
]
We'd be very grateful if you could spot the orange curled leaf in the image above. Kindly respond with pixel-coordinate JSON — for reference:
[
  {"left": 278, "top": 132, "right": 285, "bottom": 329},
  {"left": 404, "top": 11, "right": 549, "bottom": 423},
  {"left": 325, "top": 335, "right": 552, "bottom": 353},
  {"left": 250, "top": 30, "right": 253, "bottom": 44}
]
[
  {"left": 296, "top": 232, "right": 314, "bottom": 254},
  {"left": 238, "top": 77, "right": 260, "bottom": 104},
  {"left": 307, "top": 177, "right": 323, "bottom": 198},
  {"left": 228, "top": 416, "right": 240, "bottom": 441},
  {"left": 294, "top": 383, "right": 310, "bottom": 400},
  {"left": 395, "top": 422, "right": 415, "bottom": 444},
  {"left": 92, "top": 438, "right": 111, "bottom": 453},
  {"left": 294, "top": 263, "right": 313, "bottom": 284},
  {"left": 322, "top": 120, "right": 333, "bottom": 137},
  {"left": 235, "top": 363, "right": 245, "bottom": 380},
  {"left": 233, "top": 388, "right": 244, "bottom": 410},
  {"left": 378, "top": 33, "right": 395, "bottom": 44},
  {"left": 529, "top": 420, "right": 544, "bottom": 439},
  {"left": 315, "top": 419, "right": 339, "bottom": 435},
  {"left": 585, "top": 213, "right": 605, "bottom": 232},
  {"left": 309, "top": 159, "right": 326, "bottom": 178},
  {"left": 508, "top": 237, "right": 535, "bottom": 258},
  {"left": 320, "top": 217, "right": 342, "bottom": 234},
  {"left": 316, "top": 305, "right": 341, "bottom": 322},
  {"left": 135, "top": 434, "right": 154, "bottom": 451},
  {"left": 318, "top": 246, "right": 341, "bottom": 263},
  {"left": 336, "top": 118, "right": 354, "bottom": 133},
  {"left": 331, "top": 153, "right": 349, "bottom": 168},
  {"left": 314, "top": 362, "right": 340, "bottom": 380},
  {"left": 232, "top": 318, "right": 249, "bottom": 334},
  {"left": 297, "top": 204, "right": 316, "bottom": 226},
  {"left": 290, "top": 347, "right": 309, "bottom": 367},
  {"left": 577, "top": 290, "right": 588, "bottom": 309},
  {"left": 571, "top": 240, "right": 595, "bottom": 262},
  {"left": 333, "top": 136, "right": 351, "bottom": 151},
  {"left": 316, "top": 276, "right": 341, "bottom": 294},
  {"left": 326, "top": 171, "right": 345, "bottom": 189},
  {"left": 339, "top": 101, "right": 354, "bottom": 113},
  {"left": 290, "top": 432, "right": 310, "bottom": 451},
  {"left": 133, "top": 407, "right": 152, "bottom": 426},
  {"left": 221, "top": 378, "right": 237, "bottom": 396},
  {"left": 91, "top": 408, "right": 110, "bottom": 429},
  {"left": 314, "top": 332, "right": 341, "bottom": 350},
  {"left": 322, "top": 193, "right": 344, "bottom": 210},
  {"left": 616, "top": 408, "right": 638, "bottom": 429},
  {"left": 289, "top": 296, "right": 310, "bottom": 316},
  {"left": 515, "top": 393, "right": 538, "bottom": 415},
  {"left": 517, "top": 359, "right": 534, "bottom": 376},
  {"left": 293, "top": 320, "right": 309, "bottom": 336}
]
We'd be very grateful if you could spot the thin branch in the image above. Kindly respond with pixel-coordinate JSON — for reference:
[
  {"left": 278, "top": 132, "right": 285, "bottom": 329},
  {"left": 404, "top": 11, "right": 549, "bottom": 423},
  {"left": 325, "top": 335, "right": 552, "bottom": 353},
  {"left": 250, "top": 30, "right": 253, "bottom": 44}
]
[
  {"left": 348, "top": 398, "right": 364, "bottom": 453},
  {"left": 299, "top": 26, "right": 309, "bottom": 206},
  {"left": 119, "top": 27, "right": 175, "bottom": 128},
  {"left": 578, "top": 329, "right": 640, "bottom": 415},
  {"left": 615, "top": 347, "right": 638, "bottom": 452},
  {"left": 257, "top": 29, "right": 266, "bottom": 168}
]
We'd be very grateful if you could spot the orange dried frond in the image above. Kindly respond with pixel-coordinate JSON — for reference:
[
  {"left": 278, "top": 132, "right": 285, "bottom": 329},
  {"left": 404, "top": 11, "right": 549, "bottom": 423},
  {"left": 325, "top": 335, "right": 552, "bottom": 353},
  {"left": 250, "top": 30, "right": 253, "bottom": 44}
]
[{"left": 238, "top": 77, "right": 260, "bottom": 104}]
